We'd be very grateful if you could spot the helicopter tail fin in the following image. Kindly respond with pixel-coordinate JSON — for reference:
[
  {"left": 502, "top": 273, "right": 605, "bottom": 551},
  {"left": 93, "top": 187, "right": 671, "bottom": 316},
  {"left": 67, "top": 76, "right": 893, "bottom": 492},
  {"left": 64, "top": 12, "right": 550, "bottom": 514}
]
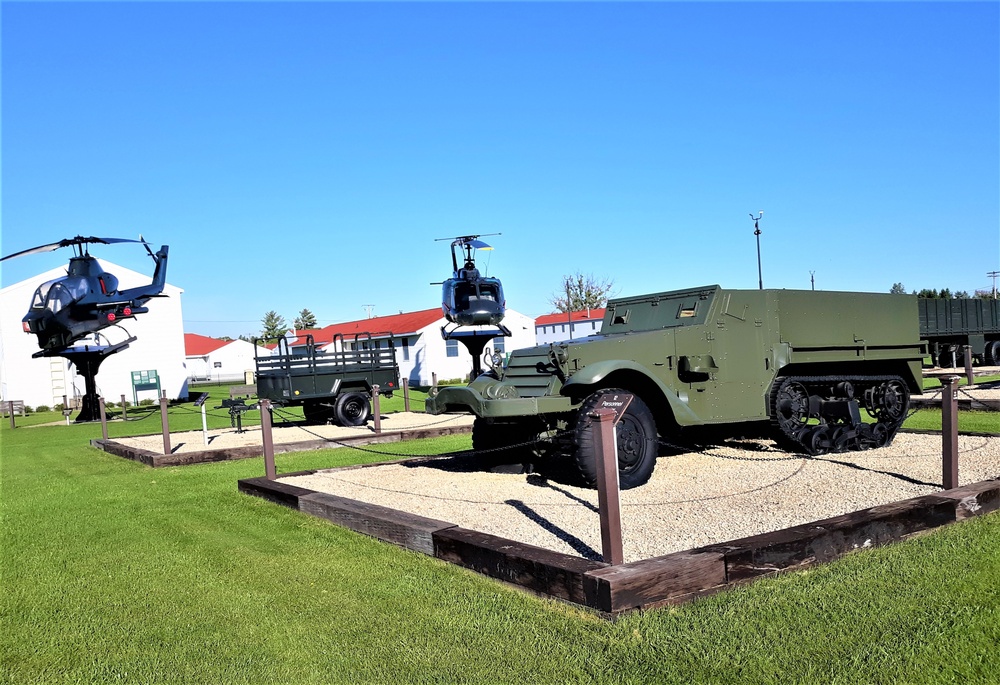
[{"left": 150, "top": 245, "right": 169, "bottom": 293}]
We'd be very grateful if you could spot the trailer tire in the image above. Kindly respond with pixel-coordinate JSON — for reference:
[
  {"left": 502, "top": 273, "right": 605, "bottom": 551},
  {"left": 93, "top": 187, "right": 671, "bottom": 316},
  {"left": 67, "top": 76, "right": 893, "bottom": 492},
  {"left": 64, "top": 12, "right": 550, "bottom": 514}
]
[
  {"left": 574, "top": 389, "right": 658, "bottom": 490},
  {"left": 335, "top": 392, "right": 371, "bottom": 427}
]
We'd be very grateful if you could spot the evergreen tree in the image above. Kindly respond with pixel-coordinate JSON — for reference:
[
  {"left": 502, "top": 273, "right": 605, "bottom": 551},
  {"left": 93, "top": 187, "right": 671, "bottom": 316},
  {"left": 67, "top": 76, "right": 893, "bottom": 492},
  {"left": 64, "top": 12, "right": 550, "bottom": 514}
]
[
  {"left": 293, "top": 308, "right": 318, "bottom": 330},
  {"left": 889, "top": 282, "right": 907, "bottom": 295},
  {"left": 259, "top": 311, "right": 287, "bottom": 342}
]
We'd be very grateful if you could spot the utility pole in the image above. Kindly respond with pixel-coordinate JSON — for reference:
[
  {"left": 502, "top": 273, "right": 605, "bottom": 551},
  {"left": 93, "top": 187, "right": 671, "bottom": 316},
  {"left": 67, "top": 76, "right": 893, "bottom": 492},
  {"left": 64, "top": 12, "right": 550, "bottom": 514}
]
[
  {"left": 809, "top": 271, "right": 815, "bottom": 291},
  {"left": 362, "top": 304, "right": 375, "bottom": 319},
  {"left": 750, "top": 211, "right": 764, "bottom": 290},
  {"left": 988, "top": 271, "right": 999, "bottom": 299}
]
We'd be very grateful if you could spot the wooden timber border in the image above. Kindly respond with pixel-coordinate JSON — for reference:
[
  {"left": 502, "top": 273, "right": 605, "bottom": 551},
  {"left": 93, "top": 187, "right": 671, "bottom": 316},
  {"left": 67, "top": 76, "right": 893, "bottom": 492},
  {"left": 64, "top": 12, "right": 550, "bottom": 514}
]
[
  {"left": 91, "top": 423, "right": 472, "bottom": 468},
  {"left": 237, "top": 466, "right": 1000, "bottom": 616}
]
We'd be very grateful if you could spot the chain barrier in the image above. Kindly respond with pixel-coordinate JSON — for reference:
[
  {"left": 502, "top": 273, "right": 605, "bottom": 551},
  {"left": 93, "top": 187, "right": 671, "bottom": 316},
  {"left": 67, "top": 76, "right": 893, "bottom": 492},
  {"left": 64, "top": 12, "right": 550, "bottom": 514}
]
[
  {"left": 957, "top": 387, "right": 1000, "bottom": 412},
  {"left": 268, "top": 405, "right": 572, "bottom": 460}
]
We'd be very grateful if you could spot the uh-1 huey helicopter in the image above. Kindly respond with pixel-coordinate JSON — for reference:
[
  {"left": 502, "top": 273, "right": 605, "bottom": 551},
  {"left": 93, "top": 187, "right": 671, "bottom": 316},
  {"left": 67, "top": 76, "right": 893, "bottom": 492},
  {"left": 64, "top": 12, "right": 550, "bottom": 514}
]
[
  {"left": 439, "top": 234, "right": 506, "bottom": 327},
  {"left": 1, "top": 235, "right": 169, "bottom": 353},
  {"left": 436, "top": 234, "right": 509, "bottom": 379}
]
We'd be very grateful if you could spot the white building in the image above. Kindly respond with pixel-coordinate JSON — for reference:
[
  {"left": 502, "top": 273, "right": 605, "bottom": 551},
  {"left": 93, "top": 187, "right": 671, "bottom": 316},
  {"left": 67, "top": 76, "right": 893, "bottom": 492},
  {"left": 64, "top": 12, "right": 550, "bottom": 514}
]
[
  {"left": 535, "top": 308, "right": 606, "bottom": 345},
  {"left": 185, "top": 334, "right": 264, "bottom": 384},
  {"left": 282, "top": 307, "right": 537, "bottom": 386},
  {"left": 0, "top": 260, "right": 187, "bottom": 408}
]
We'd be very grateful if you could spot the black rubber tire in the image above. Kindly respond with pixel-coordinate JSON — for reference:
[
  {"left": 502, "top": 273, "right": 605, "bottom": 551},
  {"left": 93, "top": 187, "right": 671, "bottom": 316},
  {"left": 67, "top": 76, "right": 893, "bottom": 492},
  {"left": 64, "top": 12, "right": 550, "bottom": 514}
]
[
  {"left": 573, "top": 389, "right": 658, "bottom": 490},
  {"left": 471, "top": 418, "right": 534, "bottom": 474},
  {"left": 302, "top": 400, "right": 334, "bottom": 424},
  {"left": 987, "top": 340, "right": 1000, "bottom": 366},
  {"left": 334, "top": 392, "right": 371, "bottom": 427}
]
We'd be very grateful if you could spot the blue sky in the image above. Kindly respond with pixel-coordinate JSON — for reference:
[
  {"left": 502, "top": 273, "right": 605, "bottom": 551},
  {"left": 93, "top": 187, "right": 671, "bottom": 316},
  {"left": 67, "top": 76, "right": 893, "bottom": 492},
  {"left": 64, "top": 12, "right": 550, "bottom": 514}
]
[{"left": 3, "top": 2, "right": 998, "bottom": 339}]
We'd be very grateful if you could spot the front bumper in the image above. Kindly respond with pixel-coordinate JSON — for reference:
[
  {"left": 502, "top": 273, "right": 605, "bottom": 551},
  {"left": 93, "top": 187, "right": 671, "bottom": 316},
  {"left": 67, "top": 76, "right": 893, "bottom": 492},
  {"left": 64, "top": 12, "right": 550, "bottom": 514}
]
[{"left": 424, "top": 385, "right": 575, "bottom": 418}]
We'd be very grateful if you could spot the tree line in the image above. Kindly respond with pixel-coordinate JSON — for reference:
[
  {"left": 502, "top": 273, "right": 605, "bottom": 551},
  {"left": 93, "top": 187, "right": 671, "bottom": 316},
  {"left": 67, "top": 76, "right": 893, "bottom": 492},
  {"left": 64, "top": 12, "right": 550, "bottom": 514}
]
[{"left": 890, "top": 283, "right": 995, "bottom": 299}]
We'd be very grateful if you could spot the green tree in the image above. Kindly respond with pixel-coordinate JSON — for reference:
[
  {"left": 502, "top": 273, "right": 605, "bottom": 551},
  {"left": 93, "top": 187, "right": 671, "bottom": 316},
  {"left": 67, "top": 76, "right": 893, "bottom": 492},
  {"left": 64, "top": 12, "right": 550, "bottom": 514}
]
[
  {"left": 293, "top": 308, "right": 318, "bottom": 330},
  {"left": 259, "top": 310, "right": 287, "bottom": 343},
  {"left": 549, "top": 272, "right": 616, "bottom": 313},
  {"left": 916, "top": 288, "right": 939, "bottom": 298},
  {"left": 955, "top": 290, "right": 970, "bottom": 299},
  {"left": 889, "top": 282, "right": 907, "bottom": 295}
]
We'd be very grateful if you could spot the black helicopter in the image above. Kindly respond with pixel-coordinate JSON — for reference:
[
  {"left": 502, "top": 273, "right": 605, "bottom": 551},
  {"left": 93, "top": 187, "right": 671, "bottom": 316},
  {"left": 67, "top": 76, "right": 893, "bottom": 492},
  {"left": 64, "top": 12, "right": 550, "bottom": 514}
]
[
  {"left": 1, "top": 236, "right": 169, "bottom": 353},
  {"left": 439, "top": 234, "right": 506, "bottom": 327}
]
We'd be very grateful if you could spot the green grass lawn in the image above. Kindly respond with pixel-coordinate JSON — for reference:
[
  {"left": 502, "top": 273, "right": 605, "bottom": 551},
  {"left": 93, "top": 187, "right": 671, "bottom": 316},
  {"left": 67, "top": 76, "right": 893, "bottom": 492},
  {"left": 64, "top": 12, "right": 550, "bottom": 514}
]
[{"left": 3, "top": 408, "right": 1000, "bottom": 683}]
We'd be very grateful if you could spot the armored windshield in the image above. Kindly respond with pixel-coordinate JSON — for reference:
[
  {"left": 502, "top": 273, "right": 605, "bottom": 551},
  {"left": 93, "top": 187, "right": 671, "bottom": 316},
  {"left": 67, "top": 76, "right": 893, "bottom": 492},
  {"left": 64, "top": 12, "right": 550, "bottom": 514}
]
[
  {"left": 44, "top": 278, "right": 89, "bottom": 313},
  {"left": 30, "top": 279, "right": 58, "bottom": 309}
]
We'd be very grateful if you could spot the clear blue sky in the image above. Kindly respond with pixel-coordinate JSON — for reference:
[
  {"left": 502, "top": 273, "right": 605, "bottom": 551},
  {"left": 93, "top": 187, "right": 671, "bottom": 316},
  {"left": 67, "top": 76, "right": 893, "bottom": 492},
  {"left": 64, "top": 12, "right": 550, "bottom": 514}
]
[{"left": 3, "top": 2, "right": 998, "bottom": 339}]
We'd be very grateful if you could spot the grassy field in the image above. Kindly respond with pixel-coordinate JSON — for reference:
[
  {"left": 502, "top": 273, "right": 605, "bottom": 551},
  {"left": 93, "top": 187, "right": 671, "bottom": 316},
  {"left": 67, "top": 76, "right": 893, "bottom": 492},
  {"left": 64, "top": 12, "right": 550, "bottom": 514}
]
[{"left": 2, "top": 395, "right": 1000, "bottom": 683}]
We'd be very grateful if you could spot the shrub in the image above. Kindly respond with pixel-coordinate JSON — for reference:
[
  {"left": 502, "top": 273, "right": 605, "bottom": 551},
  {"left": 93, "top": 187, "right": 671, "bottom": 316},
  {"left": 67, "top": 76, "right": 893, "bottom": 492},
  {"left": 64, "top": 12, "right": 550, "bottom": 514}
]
[
  {"left": 139, "top": 399, "right": 154, "bottom": 406},
  {"left": 36, "top": 405, "right": 50, "bottom": 413},
  {"left": 53, "top": 403, "right": 65, "bottom": 412},
  {"left": 23, "top": 406, "right": 33, "bottom": 414}
]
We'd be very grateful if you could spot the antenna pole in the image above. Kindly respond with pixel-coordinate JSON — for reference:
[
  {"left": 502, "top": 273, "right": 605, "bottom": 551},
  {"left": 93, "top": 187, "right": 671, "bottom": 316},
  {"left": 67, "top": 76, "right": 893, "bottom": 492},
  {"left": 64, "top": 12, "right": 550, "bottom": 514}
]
[
  {"left": 750, "top": 212, "right": 764, "bottom": 290},
  {"left": 988, "top": 270, "right": 999, "bottom": 299},
  {"left": 810, "top": 270, "right": 815, "bottom": 291}
]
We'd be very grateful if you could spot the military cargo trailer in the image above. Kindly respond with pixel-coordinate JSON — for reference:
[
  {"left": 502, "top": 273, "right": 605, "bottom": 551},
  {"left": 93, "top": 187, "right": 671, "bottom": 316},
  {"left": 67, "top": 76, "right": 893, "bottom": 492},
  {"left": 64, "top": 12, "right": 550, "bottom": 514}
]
[
  {"left": 426, "top": 286, "right": 924, "bottom": 489},
  {"left": 255, "top": 333, "right": 400, "bottom": 426},
  {"left": 918, "top": 297, "right": 1000, "bottom": 368}
]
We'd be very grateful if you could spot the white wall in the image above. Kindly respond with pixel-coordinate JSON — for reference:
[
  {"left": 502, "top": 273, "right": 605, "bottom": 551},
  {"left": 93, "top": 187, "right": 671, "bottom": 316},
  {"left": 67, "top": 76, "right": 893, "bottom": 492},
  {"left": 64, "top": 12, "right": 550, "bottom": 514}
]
[
  {"left": 535, "top": 318, "right": 603, "bottom": 345},
  {"left": 0, "top": 261, "right": 188, "bottom": 408},
  {"left": 398, "top": 309, "right": 537, "bottom": 386},
  {"left": 188, "top": 339, "right": 262, "bottom": 383}
]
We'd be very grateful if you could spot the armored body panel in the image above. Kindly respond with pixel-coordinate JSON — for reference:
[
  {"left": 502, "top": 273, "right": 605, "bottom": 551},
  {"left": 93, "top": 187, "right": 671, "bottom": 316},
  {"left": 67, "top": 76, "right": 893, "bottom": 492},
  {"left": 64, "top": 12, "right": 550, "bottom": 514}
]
[{"left": 426, "top": 286, "right": 923, "bottom": 488}]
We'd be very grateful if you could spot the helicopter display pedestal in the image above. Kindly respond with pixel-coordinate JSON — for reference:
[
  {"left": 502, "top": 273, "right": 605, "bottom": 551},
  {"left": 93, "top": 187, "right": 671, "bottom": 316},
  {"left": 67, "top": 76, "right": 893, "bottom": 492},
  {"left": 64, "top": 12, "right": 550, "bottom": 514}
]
[
  {"left": 35, "top": 338, "right": 136, "bottom": 423},
  {"left": 441, "top": 325, "right": 510, "bottom": 379}
]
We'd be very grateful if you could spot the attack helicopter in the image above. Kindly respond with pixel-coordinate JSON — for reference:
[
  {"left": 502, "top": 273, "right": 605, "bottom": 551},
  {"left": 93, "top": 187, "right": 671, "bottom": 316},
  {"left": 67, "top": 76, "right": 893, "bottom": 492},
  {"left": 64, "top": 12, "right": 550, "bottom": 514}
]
[
  {"left": 435, "top": 234, "right": 510, "bottom": 379},
  {"left": 1, "top": 235, "right": 169, "bottom": 353},
  {"left": 439, "top": 234, "right": 506, "bottom": 327}
]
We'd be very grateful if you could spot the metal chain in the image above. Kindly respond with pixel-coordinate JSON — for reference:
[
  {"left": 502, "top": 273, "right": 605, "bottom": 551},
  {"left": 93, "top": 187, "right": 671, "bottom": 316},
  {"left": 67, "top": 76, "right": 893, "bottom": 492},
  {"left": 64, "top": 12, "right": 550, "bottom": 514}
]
[{"left": 957, "top": 387, "right": 1000, "bottom": 412}]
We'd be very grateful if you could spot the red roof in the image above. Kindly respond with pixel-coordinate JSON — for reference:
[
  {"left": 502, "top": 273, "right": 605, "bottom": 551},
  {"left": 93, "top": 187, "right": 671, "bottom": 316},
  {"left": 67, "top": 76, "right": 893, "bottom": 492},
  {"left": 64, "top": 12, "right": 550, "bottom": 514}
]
[
  {"left": 184, "top": 333, "right": 231, "bottom": 356},
  {"left": 291, "top": 308, "right": 444, "bottom": 346},
  {"left": 535, "top": 308, "right": 606, "bottom": 326}
]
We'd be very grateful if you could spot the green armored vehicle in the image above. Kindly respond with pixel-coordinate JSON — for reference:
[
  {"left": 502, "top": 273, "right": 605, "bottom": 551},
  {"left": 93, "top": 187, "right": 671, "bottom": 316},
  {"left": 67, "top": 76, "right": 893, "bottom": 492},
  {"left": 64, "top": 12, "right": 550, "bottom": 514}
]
[{"left": 425, "top": 285, "right": 924, "bottom": 488}]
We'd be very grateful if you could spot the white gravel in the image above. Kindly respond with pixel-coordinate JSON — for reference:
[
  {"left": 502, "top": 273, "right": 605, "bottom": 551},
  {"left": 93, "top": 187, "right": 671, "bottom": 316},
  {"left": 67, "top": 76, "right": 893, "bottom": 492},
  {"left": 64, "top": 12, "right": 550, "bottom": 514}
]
[
  {"left": 282, "top": 432, "right": 1000, "bottom": 563},
  {"left": 113, "top": 411, "right": 474, "bottom": 454}
]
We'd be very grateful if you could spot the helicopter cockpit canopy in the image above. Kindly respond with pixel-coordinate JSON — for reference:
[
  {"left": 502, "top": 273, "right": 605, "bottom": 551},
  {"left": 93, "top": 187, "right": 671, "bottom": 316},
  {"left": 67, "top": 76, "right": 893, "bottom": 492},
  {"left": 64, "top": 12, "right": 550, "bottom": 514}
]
[
  {"left": 31, "top": 277, "right": 89, "bottom": 314},
  {"left": 442, "top": 274, "right": 505, "bottom": 326}
]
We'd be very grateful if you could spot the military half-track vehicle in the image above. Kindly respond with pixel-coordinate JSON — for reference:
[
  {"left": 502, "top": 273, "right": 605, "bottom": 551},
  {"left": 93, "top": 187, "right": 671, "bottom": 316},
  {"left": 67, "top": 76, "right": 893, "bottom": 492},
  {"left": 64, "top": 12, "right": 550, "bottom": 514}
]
[{"left": 425, "top": 286, "right": 924, "bottom": 489}]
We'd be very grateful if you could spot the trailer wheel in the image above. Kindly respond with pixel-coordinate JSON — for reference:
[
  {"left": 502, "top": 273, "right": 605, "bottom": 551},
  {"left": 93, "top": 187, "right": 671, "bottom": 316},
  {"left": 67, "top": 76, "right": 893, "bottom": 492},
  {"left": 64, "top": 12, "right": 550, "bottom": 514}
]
[
  {"left": 988, "top": 340, "right": 1000, "bottom": 367},
  {"left": 574, "top": 389, "right": 658, "bottom": 490},
  {"left": 335, "top": 392, "right": 371, "bottom": 426}
]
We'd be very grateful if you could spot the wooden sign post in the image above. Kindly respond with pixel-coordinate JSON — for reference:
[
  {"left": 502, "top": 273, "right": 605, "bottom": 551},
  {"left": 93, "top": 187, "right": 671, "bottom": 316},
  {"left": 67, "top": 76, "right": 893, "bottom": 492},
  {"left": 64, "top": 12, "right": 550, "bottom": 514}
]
[
  {"left": 159, "top": 391, "right": 171, "bottom": 456},
  {"left": 372, "top": 386, "right": 382, "bottom": 434},
  {"left": 941, "top": 375, "right": 960, "bottom": 489},
  {"left": 260, "top": 399, "right": 276, "bottom": 480},
  {"left": 590, "top": 391, "right": 633, "bottom": 566}
]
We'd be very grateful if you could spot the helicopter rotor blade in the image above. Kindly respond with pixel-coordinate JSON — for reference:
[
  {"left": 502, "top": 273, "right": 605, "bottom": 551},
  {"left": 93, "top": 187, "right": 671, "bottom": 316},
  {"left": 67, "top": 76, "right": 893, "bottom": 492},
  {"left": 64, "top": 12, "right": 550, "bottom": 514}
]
[
  {"left": 0, "top": 235, "right": 150, "bottom": 261},
  {"left": 0, "top": 241, "right": 68, "bottom": 261},
  {"left": 467, "top": 240, "right": 493, "bottom": 250}
]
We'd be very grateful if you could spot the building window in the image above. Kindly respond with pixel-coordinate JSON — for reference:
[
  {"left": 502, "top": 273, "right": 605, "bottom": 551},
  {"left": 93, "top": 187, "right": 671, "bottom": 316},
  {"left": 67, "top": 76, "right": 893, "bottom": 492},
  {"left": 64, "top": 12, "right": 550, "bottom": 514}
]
[
  {"left": 493, "top": 337, "right": 505, "bottom": 353},
  {"left": 402, "top": 337, "right": 410, "bottom": 361},
  {"left": 446, "top": 339, "right": 459, "bottom": 358}
]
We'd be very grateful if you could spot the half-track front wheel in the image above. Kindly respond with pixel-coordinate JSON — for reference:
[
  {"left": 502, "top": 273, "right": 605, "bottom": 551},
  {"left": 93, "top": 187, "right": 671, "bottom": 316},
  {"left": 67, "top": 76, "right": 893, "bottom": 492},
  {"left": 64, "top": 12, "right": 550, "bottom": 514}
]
[
  {"left": 334, "top": 392, "right": 371, "bottom": 427},
  {"left": 574, "top": 388, "right": 658, "bottom": 490}
]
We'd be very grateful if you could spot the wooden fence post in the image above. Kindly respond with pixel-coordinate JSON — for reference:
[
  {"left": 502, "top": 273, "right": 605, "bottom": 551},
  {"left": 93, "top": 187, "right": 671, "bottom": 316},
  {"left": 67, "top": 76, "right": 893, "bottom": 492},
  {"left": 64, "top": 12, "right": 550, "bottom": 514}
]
[
  {"left": 159, "top": 392, "right": 171, "bottom": 456},
  {"left": 121, "top": 394, "right": 128, "bottom": 421},
  {"left": 372, "top": 386, "right": 382, "bottom": 434},
  {"left": 941, "top": 375, "right": 960, "bottom": 489},
  {"left": 99, "top": 397, "right": 108, "bottom": 440},
  {"left": 7, "top": 401, "right": 14, "bottom": 429},
  {"left": 402, "top": 378, "right": 411, "bottom": 413},
  {"left": 591, "top": 408, "right": 624, "bottom": 566},
  {"left": 963, "top": 345, "right": 974, "bottom": 387},
  {"left": 260, "top": 399, "right": 276, "bottom": 480}
]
